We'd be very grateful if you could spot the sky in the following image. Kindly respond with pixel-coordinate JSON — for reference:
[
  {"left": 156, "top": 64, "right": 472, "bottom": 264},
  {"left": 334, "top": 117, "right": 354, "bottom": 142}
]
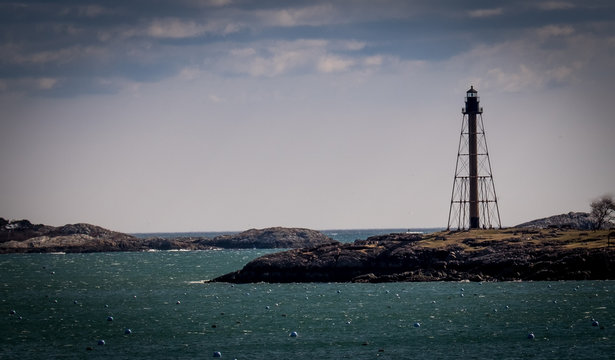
[{"left": 1, "top": 0, "right": 614, "bottom": 232}]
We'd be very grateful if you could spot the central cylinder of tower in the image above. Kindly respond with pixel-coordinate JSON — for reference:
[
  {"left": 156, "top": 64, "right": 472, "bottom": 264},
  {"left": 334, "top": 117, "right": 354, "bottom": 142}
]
[
  {"left": 464, "top": 86, "right": 481, "bottom": 229},
  {"left": 468, "top": 112, "right": 479, "bottom": 228}
]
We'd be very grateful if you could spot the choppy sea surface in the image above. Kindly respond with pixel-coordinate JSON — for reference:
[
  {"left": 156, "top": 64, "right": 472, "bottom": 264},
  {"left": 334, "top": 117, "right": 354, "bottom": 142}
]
[{"left": 1, "top": 229, "right": 614, "bottom": 359}]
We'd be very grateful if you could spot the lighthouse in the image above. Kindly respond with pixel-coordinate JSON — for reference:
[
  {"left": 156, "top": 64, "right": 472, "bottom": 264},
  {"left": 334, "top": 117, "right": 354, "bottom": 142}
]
[{"left": 447, "top": 86, "right": 501, "bottom": 230}]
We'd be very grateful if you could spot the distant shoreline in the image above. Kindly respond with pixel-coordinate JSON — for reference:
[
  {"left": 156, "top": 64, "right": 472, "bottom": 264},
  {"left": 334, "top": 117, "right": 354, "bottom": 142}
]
[
  {"left": 129, "top": 228, "right": 444, "bottom": 240},
  {"left": 0, "top": 218, "right": 334, "bottom": 253}
]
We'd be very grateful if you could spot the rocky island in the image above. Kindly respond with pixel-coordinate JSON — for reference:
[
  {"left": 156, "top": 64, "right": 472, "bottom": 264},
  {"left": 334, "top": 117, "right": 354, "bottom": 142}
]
[
  {"left": 212, "top": 227, "right": 615, "bottom": 283},
  {"left": 3, "top": 214, "right": 614, "bottom": 283},
  {"left": 0, "top": 218, "right": 334, "bottom": 253},
  {"left": 198, "top": 227, "right": 337, "bottom": 249}
]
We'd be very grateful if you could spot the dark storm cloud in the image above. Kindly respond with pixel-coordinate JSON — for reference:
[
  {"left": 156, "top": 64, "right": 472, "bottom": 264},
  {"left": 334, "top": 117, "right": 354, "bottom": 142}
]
[
  {"left": 0, "top": 0, "right": 613, "bottom": 96},
  {"left": 1, "top": 1, "right": 614, "bottom": 232}
]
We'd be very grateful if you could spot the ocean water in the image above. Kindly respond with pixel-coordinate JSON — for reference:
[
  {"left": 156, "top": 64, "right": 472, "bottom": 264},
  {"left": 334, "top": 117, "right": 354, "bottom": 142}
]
[{"left": 1, "top": 230, "right": 614, "bottom": 359}]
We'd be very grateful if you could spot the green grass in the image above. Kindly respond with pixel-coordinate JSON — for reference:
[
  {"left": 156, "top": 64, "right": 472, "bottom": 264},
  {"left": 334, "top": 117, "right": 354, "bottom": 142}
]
[{"left": 416, "top": 228, "right": 612, "bottom": 251}]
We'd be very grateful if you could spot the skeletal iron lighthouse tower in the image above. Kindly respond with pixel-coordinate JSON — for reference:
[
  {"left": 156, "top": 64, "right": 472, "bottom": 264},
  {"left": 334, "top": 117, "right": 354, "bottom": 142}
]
[{"left": 447, "top": 86, "right": 501, "bottom": 230}]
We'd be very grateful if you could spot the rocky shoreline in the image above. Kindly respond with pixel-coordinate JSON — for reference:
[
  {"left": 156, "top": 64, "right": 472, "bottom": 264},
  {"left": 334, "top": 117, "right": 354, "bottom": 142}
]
[
  {"left": 3, "top": 215, "right": 614, "bottom": 283},
  {"left": 0, "top": 218, "right": 334, "bottom": 253},
  {"left": 212, "top": 229, "right": 615, "bottom": 283}
]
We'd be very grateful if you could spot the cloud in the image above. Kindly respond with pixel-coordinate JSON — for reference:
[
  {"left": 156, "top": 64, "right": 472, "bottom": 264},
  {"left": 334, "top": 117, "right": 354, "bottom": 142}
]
[
  {"left": 486, "top": 65, "right": 541, "bottom": 92},
  {"left": 146, "top": 19, "right": 206, "bottom": 38},
  {"left": 536, "top": 25, "right": 575, "bottom": 38},
  {"left": 76, "top": 5, "right": 113, "bottom": 17},
  {"left": 3, "top": 45, "right": 106, "bottom": 66},
  {"left": 220, "top": 40, "right": 324, "bottom": 76},
  {"left": 0, "top": 77, "right": 64, "bottom": 94},
  {"left": 208, "top": 94, "right": 225, "bottom": 103},
  {"left": 255, "top": 4, "right": 339, "bottom": 27},
  {"left": 450, "top": 30, "right": 594, "bottom": 93},
  {"left": 468, "top": 8, "right": 503, "bottom": 18},
  {"left": 545, "top": 65, "right": 574, "bottom": 84},
  {"left": 57, "top": 4, "right": 115, "bottom": 18},
  {"left": 145, "top": 18, "right": 242, "bottom": 39},
  {"left": 343, "top": 40, "right": 366, "bottom": 51},
  {"left": 364, "top": 55, "right": 383, "bottom": 66},
  {"left": 178, "top": 67, "right": 202, "bottom": 80},
  {"left": 200, "top": 0, "right": 233, "bottom": 7},
  {"left": 219, "top": 39, "right": 384, "bottom": 77},
  {"left": 176, "top": 0, "right": 233, "bottom": 8},
  {"left": 317, "top": 55, "right": 354, "bottom": 73},
  {"left": 230, "top": 48, "right": 256, "bottom": 57},
  {"left": 537, "top": 2, "right": 575, "bottom": 11},
  {"left": 38, "top": 78, "right": 58, "bottom": 90},
  {"left": 1, "top": 0, "right": 613, "bottom": 97}
]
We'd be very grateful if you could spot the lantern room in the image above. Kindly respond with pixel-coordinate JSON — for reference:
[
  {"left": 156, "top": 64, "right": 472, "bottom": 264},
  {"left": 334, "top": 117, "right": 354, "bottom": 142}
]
[{"left": 463, "top": 85, "right": 482, "bottom": 114}]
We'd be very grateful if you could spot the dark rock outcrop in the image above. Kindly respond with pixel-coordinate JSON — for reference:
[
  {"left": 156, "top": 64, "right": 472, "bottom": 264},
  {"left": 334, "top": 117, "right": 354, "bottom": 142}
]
[
  {"left": 212, "top": 229, "right": 615, "bottom": 283},
  {"left": 515, "top": 212, "right": 595, "bottom": 230},
  {"left": 0, "top": 219, "right": 55, "bottom": 243},
  {"left": 0, "top": 218, "right": 148, "bottom": 253},
  {"left": 202, "top": 227, "right": 336, "bottom": 249}
]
